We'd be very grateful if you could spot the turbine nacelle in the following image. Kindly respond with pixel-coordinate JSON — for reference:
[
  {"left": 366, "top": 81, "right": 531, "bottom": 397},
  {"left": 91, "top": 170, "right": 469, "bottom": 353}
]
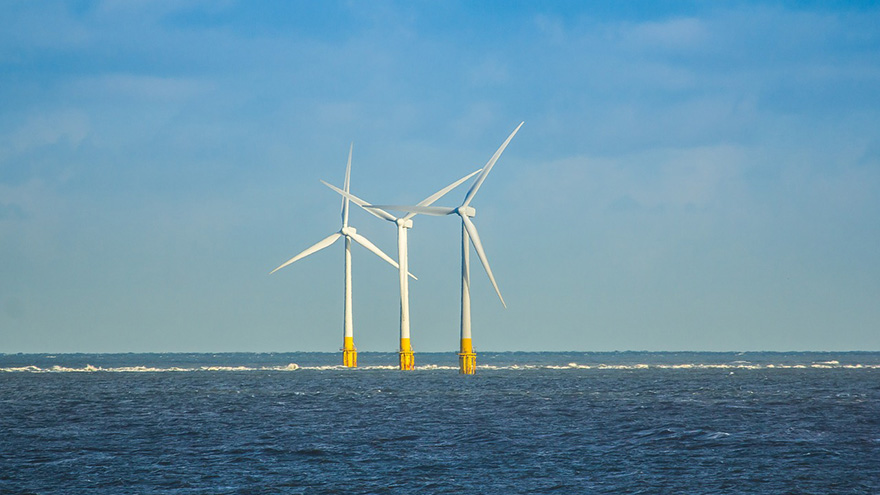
[
  {"left": 340, "top": 226, "right": 357, "bottom": 237},
  {"left": 396, "top": 218, "right": 414, "bottom": 229},
  {"left": 456, "top": 206, "right": 476, "bottom": 218}
]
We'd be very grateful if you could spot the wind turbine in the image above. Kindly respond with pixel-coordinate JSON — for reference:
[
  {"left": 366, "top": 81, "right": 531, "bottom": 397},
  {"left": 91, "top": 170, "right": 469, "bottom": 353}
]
[
  {"left": 321, "top": 168, "right": 481, "bottom": 370},
  {"left": 270, "top": 144, "right": 406, "bottom": 368},
  {"left": 371, "top": 122, "right": 523, "bottom": 374}
]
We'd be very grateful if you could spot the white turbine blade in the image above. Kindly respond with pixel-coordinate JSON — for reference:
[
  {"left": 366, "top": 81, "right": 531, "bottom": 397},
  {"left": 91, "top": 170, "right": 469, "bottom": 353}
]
[
  {"left": 462, "top": 122, "right": 524, "bottom": 207},
  {"left": 270, "top": 233, "right": 342, "bottom": 274},
  {"left": 348, "top": 232, "right": 418, "bottom": 280},
  {"left": 461, "top": 215, "right": 506, "bottom": 308},
  {"left": 402, "top": 168, "right": 483, "bottom": 221},
  {"left": 342, "top": 143, "right": 353, "bottom": 227},
  {"left": 321, "top": 180, "right": 398, "bottom": 223},
  {"left": 370, "top": 205, "right": 456, "bottom": 216}
]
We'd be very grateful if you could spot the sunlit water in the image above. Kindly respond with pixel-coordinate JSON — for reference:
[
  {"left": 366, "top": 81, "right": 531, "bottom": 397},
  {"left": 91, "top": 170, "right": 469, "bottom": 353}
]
[{"left": 2, "top": 352, "right": 879, "bottom": 494}]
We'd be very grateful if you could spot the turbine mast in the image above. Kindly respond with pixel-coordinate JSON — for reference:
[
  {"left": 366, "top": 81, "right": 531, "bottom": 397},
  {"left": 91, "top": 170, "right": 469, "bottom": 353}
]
[
  {"left": 398, "top": 221, "right": 414, "bottom": 370},
  {"left": 459, "top": 222, "right": 475, "bottom": 374},
  {"left": 343, "top": 235, "right": 356, "bottom": 367}
]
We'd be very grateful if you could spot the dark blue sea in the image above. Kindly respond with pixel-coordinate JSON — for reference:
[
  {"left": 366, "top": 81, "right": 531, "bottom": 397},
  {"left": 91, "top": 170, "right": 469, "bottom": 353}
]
[{"left": 2, "top": 351, "right": 879, "bottom": 494}]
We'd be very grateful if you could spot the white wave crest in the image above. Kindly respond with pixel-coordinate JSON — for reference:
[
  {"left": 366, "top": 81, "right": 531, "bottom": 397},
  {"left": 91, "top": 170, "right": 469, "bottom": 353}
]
[{"left": 2, "top": 362, "right": 879, "bottom": 373}]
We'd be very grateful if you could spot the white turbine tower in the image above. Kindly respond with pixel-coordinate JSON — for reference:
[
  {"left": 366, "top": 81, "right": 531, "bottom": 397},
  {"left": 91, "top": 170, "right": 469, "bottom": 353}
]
[
  {"left": 371, "top": 122, "right": 523, "bottom": 374},
  {"left": 321, "top": 169, "right": 481, "bottom": 370},
  {"left": 270, "top": 144, "right": 406, "bottom": 368}
]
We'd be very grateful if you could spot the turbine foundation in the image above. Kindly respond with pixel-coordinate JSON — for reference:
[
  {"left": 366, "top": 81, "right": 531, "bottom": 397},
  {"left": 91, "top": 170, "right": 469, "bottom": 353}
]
[
  {"left": 343, "top": 336, "right": 357, "bottom": 367},
  {"left": 399, "top": 338, "right": 414, "bottom": 370},
  {"left": 458, "top": 337, "right": 476, "bottom": 375}
]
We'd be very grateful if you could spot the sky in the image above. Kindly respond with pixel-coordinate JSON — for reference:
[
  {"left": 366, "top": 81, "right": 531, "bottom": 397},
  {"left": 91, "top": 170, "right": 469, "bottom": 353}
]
[{"left": 1, "top": 1, "right": 879, "bottom": 353}]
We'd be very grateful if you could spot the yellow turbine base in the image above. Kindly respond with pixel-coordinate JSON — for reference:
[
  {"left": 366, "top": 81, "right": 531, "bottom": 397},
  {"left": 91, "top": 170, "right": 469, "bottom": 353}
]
[
  {"left": 399, "top": 338, "right": 414, "bottom": 371},
  {"left": 458, "top": 338, "right": 476, "bottom": 375},
  {"left": 343, "top": 337, "right": 357, "bottom": 368}
]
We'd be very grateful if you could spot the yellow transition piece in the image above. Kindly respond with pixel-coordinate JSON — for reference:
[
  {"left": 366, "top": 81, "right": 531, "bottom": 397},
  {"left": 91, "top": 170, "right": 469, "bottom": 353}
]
[
  {"left": 399, "top": 338, "right": 415, "bottom": 370},
  {"left": 458, "top": 338, "right": 476, "bottom": 375},
  {"left": 343, "top": 336, "right": 357, "bottom": 367}
]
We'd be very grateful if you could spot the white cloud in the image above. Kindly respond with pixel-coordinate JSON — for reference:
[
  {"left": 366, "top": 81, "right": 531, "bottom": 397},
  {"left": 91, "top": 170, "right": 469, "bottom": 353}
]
[
  {"left": 620, "top": 17, "right": 709, "bottom": 52},
  {"left": 0, "top": 202, "right": 25, "bottom": 220},
  {"left": 2, "top": 109, "right": 90, "bottom": 157},
  {"left": 72, "top": 74, "right": 209, "bottom": 102},
  {"left": 94, "top": 0, "right": 234, "bottom": 20},
  {"left": 452, "top": 102, "right": 501, "bottom": 141},
  {"left": 534, "top": 14, "right": 566, "bottom": 45},
  {"left": 0, "top": 3, "right": 91, "bottom": 59},
  {"left": 469, "top": 58, "right": 509, "bottom": 87},
  {"left": 509, "top": 144, "right": 750, "bottom": 217}
]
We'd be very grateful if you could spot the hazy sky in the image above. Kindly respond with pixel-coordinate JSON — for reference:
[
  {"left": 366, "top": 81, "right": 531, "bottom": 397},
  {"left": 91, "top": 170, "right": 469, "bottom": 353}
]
[{"left": 2, "top": 1, "right": 879, "bottom": 353}]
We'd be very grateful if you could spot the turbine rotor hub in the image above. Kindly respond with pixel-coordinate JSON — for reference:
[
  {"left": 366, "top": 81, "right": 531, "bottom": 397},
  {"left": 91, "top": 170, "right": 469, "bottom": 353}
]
[
  {"left": 396, "top": 218, "right": 413, "bottom": 229},
  {"left": 341, "top": 226, "right": 357, "bottom": 236},
  {"left": 457, "top": 206, "right": 476, "bottom": 217}
]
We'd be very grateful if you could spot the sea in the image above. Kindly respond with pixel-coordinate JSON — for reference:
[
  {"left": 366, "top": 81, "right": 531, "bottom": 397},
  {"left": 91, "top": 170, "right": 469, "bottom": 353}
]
[{"left": 1, "top": 351, "right": 879, "bottom": 494}]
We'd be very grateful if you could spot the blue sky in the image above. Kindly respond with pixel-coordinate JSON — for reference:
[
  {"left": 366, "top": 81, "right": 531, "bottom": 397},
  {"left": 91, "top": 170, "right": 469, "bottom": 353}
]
[{"left": 2, "top": 1, "right": 879, "bottom": 352}]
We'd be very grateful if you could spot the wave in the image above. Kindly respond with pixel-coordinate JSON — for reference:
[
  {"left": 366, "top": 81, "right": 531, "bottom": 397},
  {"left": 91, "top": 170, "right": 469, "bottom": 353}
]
[
  {"left": 2, "top": 362, "right": 879, "bottom": 373},
  {"left": 544, "top": 362, "right": 879, "bottom": 370}
]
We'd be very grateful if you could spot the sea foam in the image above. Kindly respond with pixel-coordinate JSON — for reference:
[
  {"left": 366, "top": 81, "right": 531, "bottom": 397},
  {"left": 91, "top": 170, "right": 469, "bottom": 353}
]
[{"left": 2, "top": 362, "right": 878, "bottom": 373}]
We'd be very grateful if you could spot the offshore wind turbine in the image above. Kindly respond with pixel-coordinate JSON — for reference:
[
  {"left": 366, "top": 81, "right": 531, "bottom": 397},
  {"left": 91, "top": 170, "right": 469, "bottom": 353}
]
[
  {"left": 321, "top": 169, "right": 481, "bottom": 370},
  {"left": 372, "top": 122, "right": 523, "bottom": 374},
  {"left": 270, "top": 144, "right": 406, "bottom": 368}
]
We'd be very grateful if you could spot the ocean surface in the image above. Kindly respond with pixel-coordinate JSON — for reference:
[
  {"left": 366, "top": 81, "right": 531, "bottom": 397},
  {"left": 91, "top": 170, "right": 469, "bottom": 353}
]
[{"left": 2, "top": 351, "right": 879, "bottom": 494}]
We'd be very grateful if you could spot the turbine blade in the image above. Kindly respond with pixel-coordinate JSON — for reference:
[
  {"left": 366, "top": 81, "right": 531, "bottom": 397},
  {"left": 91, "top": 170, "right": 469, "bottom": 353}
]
[
  {"left": 342, "top": 143, "right": 353, "bottom": 228},
  {"left": 348, "top": 231, "right": 418, "bottom": 279},
  {"left": 402, "top": 168, "right": 483, "bottom": 221},
  {"left": 462, "top": 122, "right": 524, "bottom": 207},
  {"left": 461, "top": 215, "right": 506, "bottom": 308},
  {"left": 321, "top": 180, "right": 398, "bottom": 223},
  {"left": 270, "top": 233, "right": 342, "bottom": 274},
  {"left": 348, "top": 231, "right": 403, "bottom": 274},
  {"left": 370, "top": 205, "right": 456, "bottom": 216}
]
